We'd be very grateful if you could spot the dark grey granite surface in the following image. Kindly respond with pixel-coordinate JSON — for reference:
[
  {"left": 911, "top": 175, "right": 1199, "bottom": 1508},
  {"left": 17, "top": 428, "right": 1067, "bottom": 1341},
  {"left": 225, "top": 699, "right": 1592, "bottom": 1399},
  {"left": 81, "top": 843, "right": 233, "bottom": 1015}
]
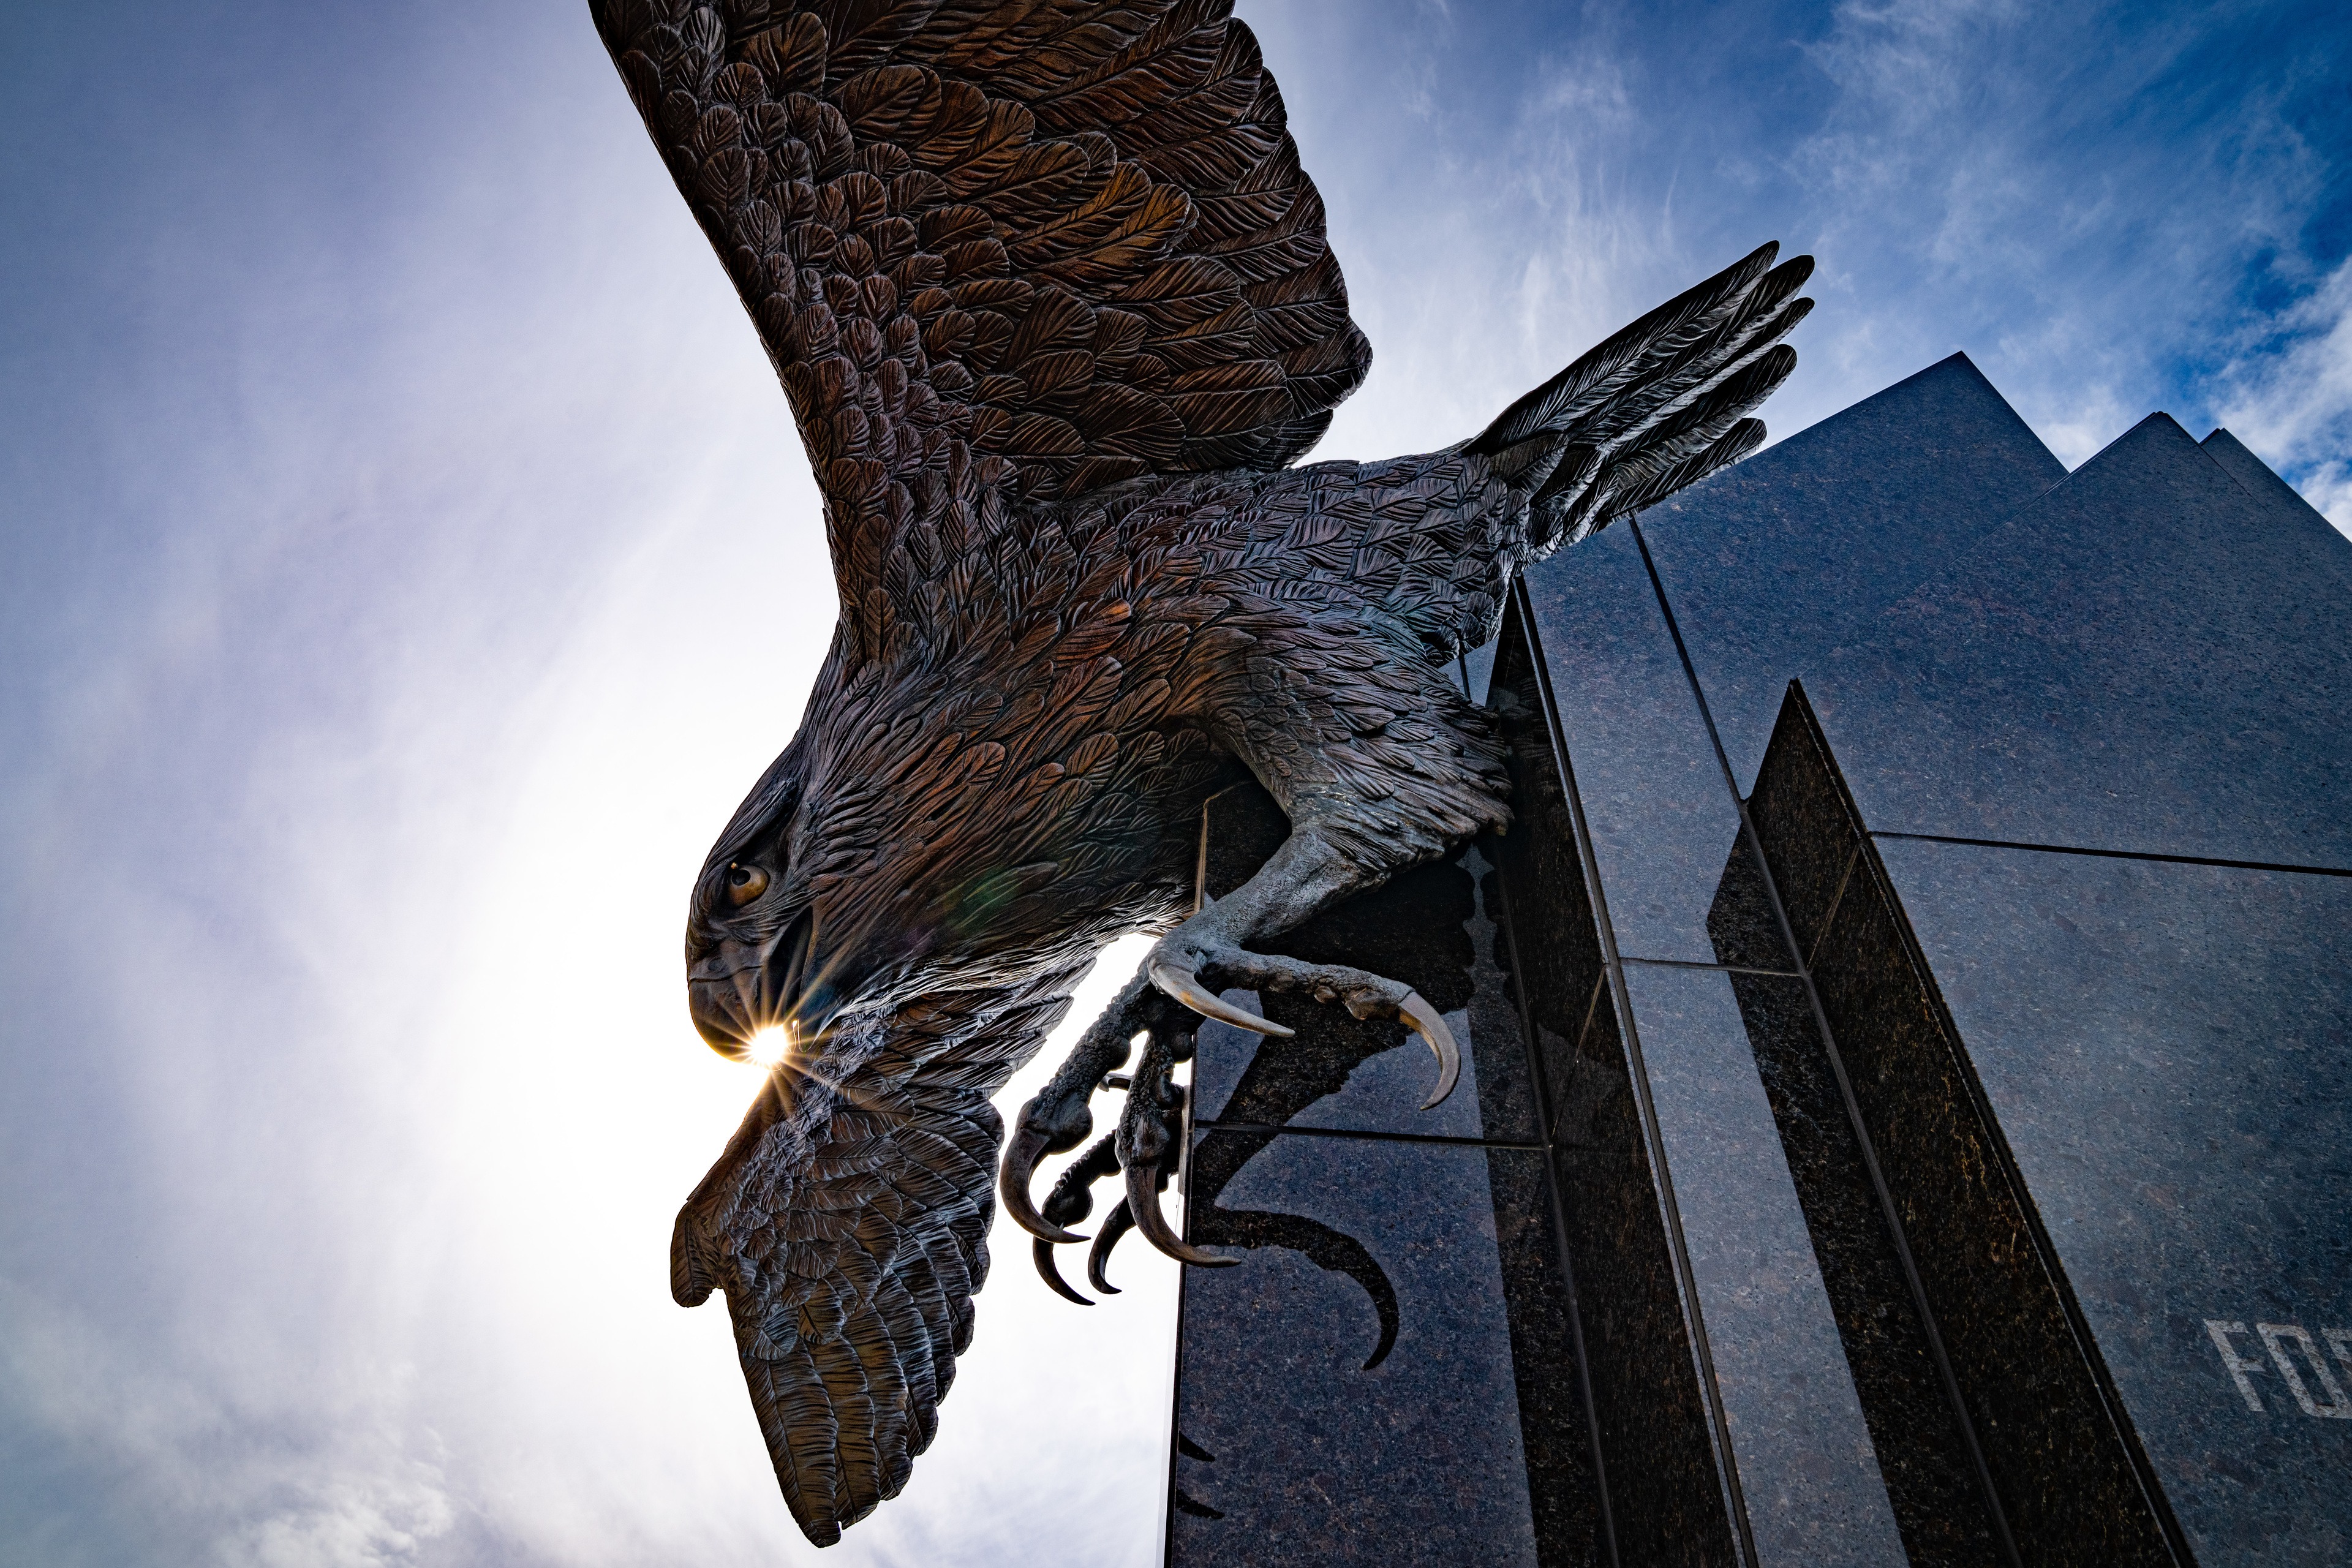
[
  {"left": 1170, "top": 351, "right": 2348, "bottom": 1565},
  {"left": 1537, "top": 980, "right": 1755, "bottom": 1567},
  {"left": 1634, "top": 353, "right": 2068, "bottom": 795},
  {"left": 1748, "top": 684, "right": 2180, "bottom": 1564},
  {"left": 1172, "top": 1133, "right": 1569, "bottom": 1566},
  {"left": 1637, "top": 353, "right": 2352, "bottom": 872},
  {"left": 1707, "top": 959, "right": 2008, "bottom": 1566},
  {"left": 1174, "top": 739, "right": 1622, "bottom": 1567},
  {"left": 1621, "top": 961, "right": 1908, "bottom": 1567},
  {"left": 1809, "top": 412, "right": 2352, "bottom": 866},
  {"left": 1481, "top": 1144, "right": 1611, "bottom": 1565},
  {"left": 1517, "top": 522, "right": 1747, "bottom": 965},
  {"left": 1733, "top": 692, "right": 2012, "bottom": 1566},
  {"left": 1487, "top": 618, "right": 1612, "bottom": 1144},
  {"left": 1879, "top": 837, "right": 2352, "bottom": 1568},
  {"left": 1488, "top": 607, "right": 1754, "bottom": 1567},
  {"left": 2199, "top": 427, "right": 2343, "bottom": 546}
]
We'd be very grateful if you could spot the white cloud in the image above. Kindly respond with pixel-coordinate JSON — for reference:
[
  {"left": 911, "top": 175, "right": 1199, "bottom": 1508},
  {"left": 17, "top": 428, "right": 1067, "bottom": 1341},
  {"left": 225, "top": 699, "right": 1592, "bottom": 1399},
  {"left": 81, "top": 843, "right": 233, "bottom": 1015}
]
[
  {"left": 6, "top": 4, "right": 2348, "bottom": 1565},
  {"left": 213, "top": 1467, "right": 457, "bottom": 1568},
  {"left": 0, "top": 1280, "right": 458, "bottom": 1567},
  {"left": 2217, "top": 256, "right": 2352, "bottom": 533}
]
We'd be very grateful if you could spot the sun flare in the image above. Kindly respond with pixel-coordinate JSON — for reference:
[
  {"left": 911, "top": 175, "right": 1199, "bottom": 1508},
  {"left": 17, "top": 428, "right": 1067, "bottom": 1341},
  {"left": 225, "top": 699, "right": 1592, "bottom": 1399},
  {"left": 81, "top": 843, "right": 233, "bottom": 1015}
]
[{"left": 744, "top": 1025, "right": 793, "bottom": 1068}]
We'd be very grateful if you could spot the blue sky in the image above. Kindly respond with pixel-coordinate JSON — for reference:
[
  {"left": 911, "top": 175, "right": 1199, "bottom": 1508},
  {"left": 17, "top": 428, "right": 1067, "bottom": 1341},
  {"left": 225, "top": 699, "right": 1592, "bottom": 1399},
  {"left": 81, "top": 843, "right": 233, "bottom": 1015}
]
[{"left": 2, "top": 2, "right": 2345, "bottom": 1564}]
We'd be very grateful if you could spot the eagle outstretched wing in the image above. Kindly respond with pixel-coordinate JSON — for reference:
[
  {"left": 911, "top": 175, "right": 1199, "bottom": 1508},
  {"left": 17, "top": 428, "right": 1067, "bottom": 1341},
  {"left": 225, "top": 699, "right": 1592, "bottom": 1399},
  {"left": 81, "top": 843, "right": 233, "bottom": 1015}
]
[
  {"left": 669, "top": 973, "right": 1080, "bottom": 1544},
  {"left": 603, "top": 4, "right": 1816, "bottom": 1549},
  {"left": 592, "top": 0, "right": 1371, "bottom": 631}
]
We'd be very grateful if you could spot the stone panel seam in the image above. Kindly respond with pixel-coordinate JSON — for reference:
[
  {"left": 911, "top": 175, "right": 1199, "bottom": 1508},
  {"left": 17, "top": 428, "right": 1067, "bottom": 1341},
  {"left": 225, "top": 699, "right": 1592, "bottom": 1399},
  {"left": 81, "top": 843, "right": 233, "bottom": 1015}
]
[
  {"left": 1618, "top": 956, "right": 1803, "bottom": 979},
  {"left": 1193, "top": 1120, "right": 1548, "bottom": 1152},
  {"left": 1485, "top": 805, "right": 1626, "bottom": 1568},
  {"left": 1869, "top": 830, "right": 2352, "bottom": 880},
  {"left": 1786, "top": 682, "right": 2194, "bottom": 1564},
  {"left": 1515, "top": 571, "right": 1760, "bottom": 1568},
  {"left": 1843, "top": 823, "right": 2195, "bottom": 1564},
  {"left": 1630, "top": 522, "right": 2020, "bottom": 1566},
  {"left": 1572, "top": 974, "right": 1607, "bottom": 1083},
  {"left": 1807, "top": 840, "right": 1866, "bottom": 975}
]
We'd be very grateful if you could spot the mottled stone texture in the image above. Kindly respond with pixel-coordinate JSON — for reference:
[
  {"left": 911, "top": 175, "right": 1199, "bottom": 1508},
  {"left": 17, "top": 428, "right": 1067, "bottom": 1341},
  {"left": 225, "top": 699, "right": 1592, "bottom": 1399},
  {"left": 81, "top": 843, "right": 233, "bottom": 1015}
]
[
  {"left": 1708, "top": 957, "right": 2004, "bottom": 1566},
  {"left": 1698, "top": 363, "right": 2352, "bottom": 1564},
  {"left": 1746, "top": 665, "right": 2352, "bottom": 1566},
  {"left": 1170, "top": 617, "right": 1754, "bottom": 1566},
  {"left": 1170, "top": 350, "right": 2350, "bottom": 1564},
  {"left": 1875, "top": 837, "right": 2352, "bottom": 1567},
  {"left": 1636, "top": 352, "right": 2069, "bottom": 795},
  {"left": 1749, "top": 687, "right": 2178, "bottom": 1563},
  {"left": 1489, "top": 618, "right": 1744, "bottom": 1567},
  {"left": 1518, "top": 522, "right": 1751, "bottom": 965},
  {"left": 1511, "top": 477, "right": 1916, "bottom": 1557},
  {"left": 1174, "top": 763, "right": 1618, "bottom": 1566},
  {"left": 1172, "top": 1134, "right": 1581, "bottom": 1564},
  {"left": 1644, "top": 360, "right": 2352, "bottom": 866},
  {"left": 1624, "top": 962, "right": 1910, "bottom": 1567}
]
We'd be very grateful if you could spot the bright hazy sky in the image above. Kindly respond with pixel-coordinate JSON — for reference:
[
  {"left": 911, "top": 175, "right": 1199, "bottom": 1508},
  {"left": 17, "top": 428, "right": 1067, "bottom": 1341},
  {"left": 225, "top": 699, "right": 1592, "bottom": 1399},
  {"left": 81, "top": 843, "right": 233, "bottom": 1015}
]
[{"left": 3, "top": 2, "right": 2345, "bottom": 1565}]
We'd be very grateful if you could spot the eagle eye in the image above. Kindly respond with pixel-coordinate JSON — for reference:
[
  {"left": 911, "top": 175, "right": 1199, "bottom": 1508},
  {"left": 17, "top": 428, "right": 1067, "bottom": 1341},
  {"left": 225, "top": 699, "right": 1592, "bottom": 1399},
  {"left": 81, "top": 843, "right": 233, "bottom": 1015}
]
[{"left": 724, "top": 862, "right": 769, "bottom": 907}]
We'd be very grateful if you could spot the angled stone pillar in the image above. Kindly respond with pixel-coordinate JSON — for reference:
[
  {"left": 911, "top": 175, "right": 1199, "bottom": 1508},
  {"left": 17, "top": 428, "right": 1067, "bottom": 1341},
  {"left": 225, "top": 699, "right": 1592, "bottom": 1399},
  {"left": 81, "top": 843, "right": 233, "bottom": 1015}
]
[{"left": 1161, "top": 353, "right": 2352, "bottom": 1566}]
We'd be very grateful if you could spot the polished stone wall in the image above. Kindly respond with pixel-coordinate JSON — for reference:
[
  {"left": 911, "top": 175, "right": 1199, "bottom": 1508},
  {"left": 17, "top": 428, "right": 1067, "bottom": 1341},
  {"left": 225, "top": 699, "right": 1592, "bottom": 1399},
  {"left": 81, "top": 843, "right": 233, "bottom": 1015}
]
[
  {"left": 1167, "top": 782, "right": 1628, "bottom": 1567},
  {"left": 1163, "top": 355, "right": 2351, "bottom": 1566}
]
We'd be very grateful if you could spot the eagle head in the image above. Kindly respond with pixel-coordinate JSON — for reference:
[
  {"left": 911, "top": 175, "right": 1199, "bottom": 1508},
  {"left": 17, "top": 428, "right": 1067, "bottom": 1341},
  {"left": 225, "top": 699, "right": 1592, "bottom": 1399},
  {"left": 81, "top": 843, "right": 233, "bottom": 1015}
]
[
  {"left": 680, "top": 668, "right": 1093, "bottom": 1068},
  {"left": 681, "top": 734, "right": 832, "bottom": 1066}
]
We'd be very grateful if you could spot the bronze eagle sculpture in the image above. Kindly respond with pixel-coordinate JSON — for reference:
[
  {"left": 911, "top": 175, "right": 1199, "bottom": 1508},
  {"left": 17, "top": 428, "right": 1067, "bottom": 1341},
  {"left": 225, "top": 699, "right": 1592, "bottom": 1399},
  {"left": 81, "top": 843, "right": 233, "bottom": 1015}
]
[{"left": 592, "top": 0, "right": 1811, "bottom": 1545}]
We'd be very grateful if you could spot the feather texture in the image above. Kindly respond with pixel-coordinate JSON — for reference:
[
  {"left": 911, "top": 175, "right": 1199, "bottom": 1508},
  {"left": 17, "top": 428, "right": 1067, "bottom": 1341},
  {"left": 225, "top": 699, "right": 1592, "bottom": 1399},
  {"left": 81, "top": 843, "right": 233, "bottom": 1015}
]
[
  {"left": 592, "top": 0, "right": 1369, "bottom": 649},
  {"left": 594, "top": 7, "right": 1813, "bottom": 1548},
  {"left": 1469, "top": 244, "right": 1812, "bottom": 554},
  {"left": 671, "top": 971, "right": 1085, "bottom": 1544}
]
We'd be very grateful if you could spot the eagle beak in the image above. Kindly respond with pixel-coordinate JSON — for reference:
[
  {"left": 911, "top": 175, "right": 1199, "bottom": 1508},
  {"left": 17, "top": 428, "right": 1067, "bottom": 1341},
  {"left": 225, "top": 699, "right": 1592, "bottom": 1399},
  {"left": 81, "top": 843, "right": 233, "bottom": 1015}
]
[
  {"left": 688, "top": 996, "right": 757, "bottom": 1062},
  {"left": 688, "top": 908, "right": 821, "bottom": 1064}
]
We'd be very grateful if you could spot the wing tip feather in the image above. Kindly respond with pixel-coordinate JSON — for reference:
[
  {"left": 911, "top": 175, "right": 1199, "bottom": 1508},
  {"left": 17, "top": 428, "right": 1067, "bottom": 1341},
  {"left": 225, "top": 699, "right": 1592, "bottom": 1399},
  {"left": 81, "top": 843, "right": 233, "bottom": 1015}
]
[{"left": 1468, "top": 239, "right": 1800, "bottom": 455}]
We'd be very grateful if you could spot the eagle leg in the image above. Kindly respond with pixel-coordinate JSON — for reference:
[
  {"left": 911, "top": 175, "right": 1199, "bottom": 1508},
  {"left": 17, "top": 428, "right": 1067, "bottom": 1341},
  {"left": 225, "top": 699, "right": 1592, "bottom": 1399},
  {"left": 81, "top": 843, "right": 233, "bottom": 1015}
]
[
  {"left": 1000, "top": 973, "right": 1192, "bottom": 1243},
  {"left": 1145, "top": 830, "right": 1463, "bottom": 1111}
]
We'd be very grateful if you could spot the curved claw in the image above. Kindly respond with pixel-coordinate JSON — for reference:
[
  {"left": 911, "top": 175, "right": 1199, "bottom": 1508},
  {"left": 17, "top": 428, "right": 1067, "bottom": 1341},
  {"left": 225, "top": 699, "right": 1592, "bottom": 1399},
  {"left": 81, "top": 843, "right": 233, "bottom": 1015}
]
[
  {"left": 999, "top": 1126, "right": 1084, "bottom": 1245},
  {"left": 1148, "top": 961, "right": 1295, "bottom": 1038},
  {"left": 1087, "top": 1199, "right": 1135, "bottom": 1294},
  {"left": 1398, "top": 990, "right": 1461, "bottom": 1110},
  {"left": 1126, "top": 1147, "right": 1235, "bottom": 1268},
  {"left": 1033, "top": 1237, "right": 1093, "bottom": 1306}
]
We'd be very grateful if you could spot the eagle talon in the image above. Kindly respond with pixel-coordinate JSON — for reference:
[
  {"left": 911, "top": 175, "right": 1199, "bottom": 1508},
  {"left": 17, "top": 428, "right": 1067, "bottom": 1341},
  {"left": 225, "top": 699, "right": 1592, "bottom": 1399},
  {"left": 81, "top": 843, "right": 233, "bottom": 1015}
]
[
  {"left": 1000, "top": 1124, "right": 1086, "bottom": 1245},
  {"left": 1021, "top": 1128, "right": 1122, "bottom": 1298},
  {"left": 1087, "top": 1199, "right": 1139, "bottom": 1294},
  {"left": 1398, "top": 990, "right": 1461, "bottom": 1110},
  {"left": 1148, "top": 960, "right": 1292, "bottom": 1037},
  {"left": 1001, "top": 975, "right": 1165, "bottom": 1244},
  {"left": 1033, "top": 1237, "right": 1093, "bottom": 1306},
  {"left": 1020, "top": 974, "right": 1216, "bottom": 1289},
  {"left": 1148, "top": 937, "right": 1463, "bottom": 1110}
]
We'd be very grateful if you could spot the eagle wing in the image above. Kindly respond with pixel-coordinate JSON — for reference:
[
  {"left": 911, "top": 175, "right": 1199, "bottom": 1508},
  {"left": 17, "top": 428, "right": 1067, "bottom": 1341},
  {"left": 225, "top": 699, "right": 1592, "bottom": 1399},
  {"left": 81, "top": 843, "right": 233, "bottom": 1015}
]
[
  {"left": 592, "top": 0, "right": 1371, "bottom": 625},
  {"left": 669, "top": 973, "right": 1080, "bottom": 1545}
]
